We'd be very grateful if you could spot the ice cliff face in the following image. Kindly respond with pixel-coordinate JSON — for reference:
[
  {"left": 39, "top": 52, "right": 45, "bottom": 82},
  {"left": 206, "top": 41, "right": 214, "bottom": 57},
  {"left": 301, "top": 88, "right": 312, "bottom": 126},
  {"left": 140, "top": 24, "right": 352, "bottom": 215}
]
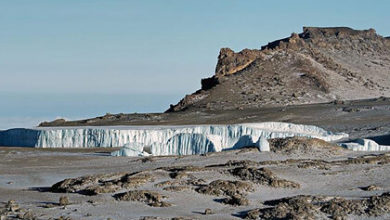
[
  {"left": 0, "top": 122, "right": 348, "bottom": 156},
  {"left": 340, "top": 139, "right": 390, "bottom": 151}
]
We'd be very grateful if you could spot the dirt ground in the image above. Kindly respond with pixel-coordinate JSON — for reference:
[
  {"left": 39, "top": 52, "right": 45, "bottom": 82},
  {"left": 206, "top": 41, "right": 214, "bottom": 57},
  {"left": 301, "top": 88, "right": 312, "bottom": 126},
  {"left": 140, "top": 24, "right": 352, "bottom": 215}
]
[{"left": 1, "top": 145, "right": 390, "bottom": 219}]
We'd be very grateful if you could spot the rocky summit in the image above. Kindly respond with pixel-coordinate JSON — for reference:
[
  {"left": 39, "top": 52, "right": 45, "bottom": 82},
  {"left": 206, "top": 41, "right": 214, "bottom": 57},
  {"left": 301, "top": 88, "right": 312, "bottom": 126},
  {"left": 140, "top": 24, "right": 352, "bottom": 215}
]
[{"left": 167, "top": 27, "right": 390, "bottom": 112}]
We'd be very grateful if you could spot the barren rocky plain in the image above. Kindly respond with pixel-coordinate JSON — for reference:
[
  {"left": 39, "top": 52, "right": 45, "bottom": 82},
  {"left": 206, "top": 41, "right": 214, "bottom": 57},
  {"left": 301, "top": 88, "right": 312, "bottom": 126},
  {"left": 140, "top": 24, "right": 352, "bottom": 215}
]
[{"left": 1, "top": 27, "right": 390, "bottom": 219}]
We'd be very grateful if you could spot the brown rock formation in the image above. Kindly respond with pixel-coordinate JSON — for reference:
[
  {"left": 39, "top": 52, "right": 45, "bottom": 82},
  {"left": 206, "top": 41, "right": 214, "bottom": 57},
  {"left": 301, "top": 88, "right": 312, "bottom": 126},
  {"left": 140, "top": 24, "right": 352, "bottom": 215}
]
[
  {"left": 167, "top": 27, "right": 390, "bottom": 112},
  {"left": 215, "top": 48, "right": 264, "bottom": 76}
]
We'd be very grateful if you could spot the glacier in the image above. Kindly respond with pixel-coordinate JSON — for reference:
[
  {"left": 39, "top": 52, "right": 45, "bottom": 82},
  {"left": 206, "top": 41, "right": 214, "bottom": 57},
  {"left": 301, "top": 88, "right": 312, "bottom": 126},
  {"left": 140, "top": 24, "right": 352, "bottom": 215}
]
[
  {"left": 340, "top": 139, "right": 390, "bottom": 151},
  {"left": 0, "top": 122, "right": 348, "bottom": 156}
]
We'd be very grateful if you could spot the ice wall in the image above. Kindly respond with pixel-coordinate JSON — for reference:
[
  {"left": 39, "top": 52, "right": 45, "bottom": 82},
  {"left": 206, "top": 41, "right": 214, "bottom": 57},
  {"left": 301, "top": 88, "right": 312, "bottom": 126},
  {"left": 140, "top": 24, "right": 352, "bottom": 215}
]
[
  {"left": 0, "top": 122, "right": 348, "bottom": 156},
  {"left": 340, "top": 139, "right": 390, "bottom": 151}
]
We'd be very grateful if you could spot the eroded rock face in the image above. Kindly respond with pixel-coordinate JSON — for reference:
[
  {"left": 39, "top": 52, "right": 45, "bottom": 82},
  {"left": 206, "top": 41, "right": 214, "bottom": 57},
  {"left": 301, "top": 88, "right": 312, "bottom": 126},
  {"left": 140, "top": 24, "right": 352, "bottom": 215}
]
[
  {"left": 245, "top": 193, "right": 390, "bottom": 219},
  {"left": 261, "top": 32, "right": 306, "bottom": 51},
  {"left": 215, "top": 48, "right": 264, "bottom": 77},
  {"left": 301, "top": 27, "right": 377, "bottom": 40},
  {"left": 229, "top": 167, "right": 300, "bottom": 188}
]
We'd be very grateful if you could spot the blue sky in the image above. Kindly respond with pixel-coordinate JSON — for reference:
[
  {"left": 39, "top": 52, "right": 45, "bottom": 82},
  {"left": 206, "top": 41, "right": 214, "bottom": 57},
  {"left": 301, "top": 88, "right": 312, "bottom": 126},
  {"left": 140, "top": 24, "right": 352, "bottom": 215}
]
[{"left": 0, "top": 0, "right": 389, "bottom": 129}]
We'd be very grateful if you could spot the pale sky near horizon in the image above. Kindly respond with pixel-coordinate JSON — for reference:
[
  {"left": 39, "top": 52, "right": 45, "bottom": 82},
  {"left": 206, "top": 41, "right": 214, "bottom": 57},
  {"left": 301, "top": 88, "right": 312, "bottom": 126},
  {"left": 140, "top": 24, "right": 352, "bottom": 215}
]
[{"left": 1, "top": 0, "right": 389, "bottom": 129}]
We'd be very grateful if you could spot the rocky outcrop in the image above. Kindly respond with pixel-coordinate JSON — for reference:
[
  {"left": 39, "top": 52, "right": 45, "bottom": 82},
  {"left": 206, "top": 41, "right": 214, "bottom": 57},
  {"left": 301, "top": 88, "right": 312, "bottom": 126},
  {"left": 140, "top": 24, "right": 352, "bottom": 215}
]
[
  {"left": 113, "top": 190, "right": 171, "bottom": 207},
  {"left": 268, "top": 137, "right": 344, "bottom": 155},
  {"left": 261, "top": 32, "right": 305, "bottom": 51},
  {"left": 168, "top": 27, "right": 390, "bottom": 112},
  {"left": 196, "top": 179, "right": 253, "bottom": 196},
  {"left": 245, "top": 193, "right": 390, "bottom": 219},
  {"left": 215, "top": 48, "right": 264, "bottom": 76},
  {"left": 229, "top": 167, "right": 300, "bottom": 188},
  {"left": 51, "top": 171, "right": 155, "bottom": 195}
]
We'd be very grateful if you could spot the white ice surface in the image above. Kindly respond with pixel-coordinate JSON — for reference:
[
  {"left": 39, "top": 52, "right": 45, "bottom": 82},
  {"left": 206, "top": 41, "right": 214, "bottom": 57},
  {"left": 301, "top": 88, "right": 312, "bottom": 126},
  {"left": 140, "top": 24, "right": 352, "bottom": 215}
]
[
  {"left": 257, "top": 137, "right": 270, "bottom": 152},
  {"left": 340, "top": 138, "right": 390, "bottom": 151},
  {"left": 0, "top": 122, "right": 348, "bottom": 156},
  {"left": 111, "top": 143, "right": 151, "bottom": 157}
]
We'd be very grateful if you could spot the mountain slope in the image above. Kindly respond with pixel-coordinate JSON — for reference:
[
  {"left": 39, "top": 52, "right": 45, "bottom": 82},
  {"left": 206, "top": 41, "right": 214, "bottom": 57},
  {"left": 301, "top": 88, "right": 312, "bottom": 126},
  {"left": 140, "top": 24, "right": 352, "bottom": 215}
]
[{"left": 167, "top": 27, "right": 390, "bottom": 112}]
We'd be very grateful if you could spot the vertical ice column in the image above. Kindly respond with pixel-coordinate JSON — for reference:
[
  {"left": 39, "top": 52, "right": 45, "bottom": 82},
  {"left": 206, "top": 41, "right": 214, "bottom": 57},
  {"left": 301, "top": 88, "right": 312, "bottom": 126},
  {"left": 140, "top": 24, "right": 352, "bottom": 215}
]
[{"left": 256, "top": 137, "right": 270, "bottom": 152}]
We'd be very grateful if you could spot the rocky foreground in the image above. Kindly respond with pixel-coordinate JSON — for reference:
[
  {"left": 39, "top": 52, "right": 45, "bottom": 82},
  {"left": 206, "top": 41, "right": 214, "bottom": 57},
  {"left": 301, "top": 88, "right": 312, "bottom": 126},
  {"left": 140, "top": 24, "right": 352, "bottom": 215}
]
[{"left": 1, "top": 138, "right": 390, "bottom": 219}]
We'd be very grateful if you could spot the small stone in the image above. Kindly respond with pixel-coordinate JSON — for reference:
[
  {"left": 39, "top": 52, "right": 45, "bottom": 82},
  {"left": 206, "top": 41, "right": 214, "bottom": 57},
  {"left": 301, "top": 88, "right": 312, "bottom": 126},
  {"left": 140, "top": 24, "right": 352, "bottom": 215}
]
[
  {"left": 59, "top": 196, "right": 70, "bottom": 206},
  {"left": 222, "top": 194, "right": 249, "bottom": 206},
  {"left": 362, "top": 185, "right": 381, "bottom": 191},
  {"left": 42, "top": 203, "right": 56, "bottom": 208},
  {"left": 57, "top": 216, "right": 72, "bottom": 220},
  {"left": 6, "top": 200, "right": 19, "bottom": 212},
  {"left": 87, "top": 200, "right": 95, "bottom": 204},
  {"left": 22, "top": 211, "right": 35, "bottom": 220},
  {"left": 149, "top": 201, "right": 171, "bottom": 207},
  {"left": 204, "top": 208, "right": 213, "bottom": 215}
]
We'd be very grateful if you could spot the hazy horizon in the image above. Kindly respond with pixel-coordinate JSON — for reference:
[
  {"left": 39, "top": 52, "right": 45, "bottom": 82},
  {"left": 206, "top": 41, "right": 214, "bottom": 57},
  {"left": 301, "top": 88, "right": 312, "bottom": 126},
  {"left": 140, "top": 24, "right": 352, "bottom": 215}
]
[
  {"left": 0, "top": 92, "right": 182, "bottom": 129},
  {"left": 1, "top": 0, "right": 390, "bottom": 129}
]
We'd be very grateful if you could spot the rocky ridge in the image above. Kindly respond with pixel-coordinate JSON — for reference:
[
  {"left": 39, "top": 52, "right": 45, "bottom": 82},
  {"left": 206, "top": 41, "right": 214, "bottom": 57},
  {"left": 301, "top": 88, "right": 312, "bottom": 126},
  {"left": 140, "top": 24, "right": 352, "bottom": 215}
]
[{"left": 167, "top": 27, "right": 390, "bottom": 112}]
